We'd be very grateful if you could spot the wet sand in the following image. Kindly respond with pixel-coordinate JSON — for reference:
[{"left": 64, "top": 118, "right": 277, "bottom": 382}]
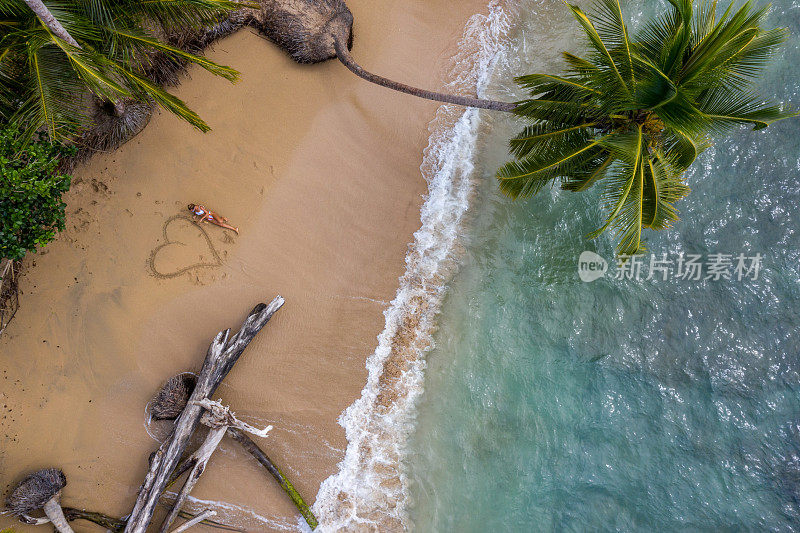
[{"left": 0, "top": 1, "right": 488, "bottom": 531}]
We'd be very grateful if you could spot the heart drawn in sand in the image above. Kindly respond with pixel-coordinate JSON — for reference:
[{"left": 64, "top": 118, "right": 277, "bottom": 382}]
[{"left": 148, "top": 215, "right": 223, "bottom": 279}]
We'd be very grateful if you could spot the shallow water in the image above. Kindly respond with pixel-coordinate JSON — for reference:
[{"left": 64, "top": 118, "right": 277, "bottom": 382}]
[{"left": 407, "top": 0, "right": 800, "bottom": 530}]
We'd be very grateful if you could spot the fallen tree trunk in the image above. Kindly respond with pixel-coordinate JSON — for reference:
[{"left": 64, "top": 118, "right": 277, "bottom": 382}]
[
  {"left": 61, "top": 507, "right": 236, "bottom": 532},
  {"left": 228, "top": 427, "right": 318, "bottom": 529},
  {"left": 170, "top": 509, "right": 217, "bottom": 533},
  {"left": 124, "top": 296, "right": 285, "bottom": 533},
  {"left": 63, "top": 508, "right": 126, "bottom": 531},
  {"left": 148, "top": 374, "right": 316, "bottom": 529}
]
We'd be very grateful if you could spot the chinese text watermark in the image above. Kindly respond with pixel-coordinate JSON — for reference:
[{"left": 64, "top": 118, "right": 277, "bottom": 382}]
[{"left": 578, "top": 251, "right": 763, "bottom": 283}]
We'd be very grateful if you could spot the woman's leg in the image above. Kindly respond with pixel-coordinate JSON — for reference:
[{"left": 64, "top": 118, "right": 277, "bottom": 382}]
[
  {"left": 208, "top": 215, "right": 239, "bottom": 234},
  {"left": 219, "top": 223, "right": 239, "bottom": 234}
]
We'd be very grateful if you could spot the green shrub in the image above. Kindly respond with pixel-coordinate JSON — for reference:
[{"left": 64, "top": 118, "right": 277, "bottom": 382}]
[{"left": 0, "top": 126, "right": 75, "bottom": 261}]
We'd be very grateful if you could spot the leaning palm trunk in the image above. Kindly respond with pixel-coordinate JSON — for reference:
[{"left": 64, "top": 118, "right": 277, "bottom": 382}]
[
  {"left": 250, "top": 0, "right": 517, "bottom": 112},
  {"left": 22, "top": 0, "right": 80, "bottom": 47},
  {"left": 21, "top": 0, "right": 135, "bottom": 130},
  {"left": 332, "top": 38, "right": 516, "bottom": 112}
]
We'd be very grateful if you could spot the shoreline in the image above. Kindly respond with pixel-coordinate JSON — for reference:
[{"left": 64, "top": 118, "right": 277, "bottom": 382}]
[
  {"left": 0, "top": 1, "right": 492, "bottom": 531},
  {"left": 313, "top": 3, "right": 514, "bottom": 529}
]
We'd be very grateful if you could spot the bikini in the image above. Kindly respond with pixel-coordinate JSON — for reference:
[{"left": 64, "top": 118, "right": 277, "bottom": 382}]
[{"left": 193, "top": 207, "right": 212, "bottom": 220}]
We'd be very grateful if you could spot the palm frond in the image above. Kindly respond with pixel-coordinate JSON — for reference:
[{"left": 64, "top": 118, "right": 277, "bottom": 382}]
[
  {"left": 641, "top": 151, "right": 691, "bottom": 230},
  {"left": 0, "top": 0, "right": 27, "bottom": 16},
  {"left": 632, "top": 54, "right": 678, "bottom": 109},
  {"left": 592, "top": 0, "right": 635, "bottom": 85},
  {"left": 662, "top": 128, "right": 712, "bottom": 170},
  {"left": 562, "top": 51, "right": 602, "bottom": 78},
  {"left": 513, "top": 95, "right": 602, "bottom": 124},
  {"left": 691, "top": 0, "right": 719, "bottom": 49},
  {"left": 635, "top": 8, "right": 683, "bottom": 68},
  {"left": 698, "top": 85, "right": 796, "bottom": 130},
  {"left": 124, "top": 0, "right": 246, "bottom": 30},
  {"left": 516, "top": 72, "right": 600, "bottom": 96},
  {"left": 46, "top": 33, "right": 132, "bottom": 101},
  {"left": 561, "top": 153, "right": 614, "bottom": 191},
  {"left": 589, "top": 126, "right": 646, "bottom": 254},
  {"left": 117, "top": 68, "right": 210, "bottom": 131},
  {"left": 509, "top": 121, "right": 598, "bottom": 159},
  {"left": 607, "top": 157, "right": 647, "bottom": 255},
  {"left": 497, "top": 137, "right": 608, "bottom": 199},
  {"left": 77, "top": 0, "right": 115, "bottom": 28},
  {"left": 699, "top": 26, "right": 788, "bottom": 90},
  {"left": 667, "top": 0, "right": 694, "bottom": 24},
  {"left": 0, "top": 0, "right": 241, "bottom": 140},
  {"left": 16, "top": 43, "right": 85, "bottom": 140},
  {"left": 111, "top": 28, "right": 239, "bottom": 81},
  {"left": 565, "top": 2, "right": 633, "bottom": 99},
  {"left": 653, "top": 88, "right": 710, "bottom": 134},
  {"left": 678, "top": 0, "right": 768, "bottom": 85}
]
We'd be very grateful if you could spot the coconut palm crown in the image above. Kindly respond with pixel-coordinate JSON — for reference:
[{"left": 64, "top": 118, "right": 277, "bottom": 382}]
[
  {"left": 498, "top": 0, "right": 796, "bottom": 255},
  {"left": 0, "top": 0, "right": 244, "bottom": 141}
]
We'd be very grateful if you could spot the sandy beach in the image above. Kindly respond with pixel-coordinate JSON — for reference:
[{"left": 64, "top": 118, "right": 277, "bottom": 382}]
[{"left": 0, "top": 0, "right": 488, "bottom": 531}]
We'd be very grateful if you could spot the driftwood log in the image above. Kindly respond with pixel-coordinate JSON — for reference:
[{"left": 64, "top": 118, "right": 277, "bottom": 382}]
[
  {"left": 170, "top": 509, "right": 216, "bottom": 533},
  {"left": 63, "top": 508, "right": 126, "bottom": 530},
  {"left": 158, "top": 424, "right": 227, "bottom": 533},
  {"left": 0, "top": 259, "right": 21, "bottom": 336},
  {"left": 124, "top": 296, "right": 285, "bottom": 533},
  {"left": 60, "top": 506, "right": 237, "bottom": 532},
  {"left": 149, "top": 374, "right": 318, "bottom": 529},
  {"left": 61, "top": 507, "right": 236, "bottom": 532},
  {"left": 7, "top": 462, "right": 233, "bottom": 532},
  {"left": 227, "top": 427, "right": 318, "bottom": 529},
  {"left": 158, "top": 399, "right": 273, "bottom": 533}
]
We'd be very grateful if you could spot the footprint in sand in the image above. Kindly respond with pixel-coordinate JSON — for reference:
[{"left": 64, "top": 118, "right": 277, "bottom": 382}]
[{"left": 148, "top": 215, "right": 223, "bottom": 279}]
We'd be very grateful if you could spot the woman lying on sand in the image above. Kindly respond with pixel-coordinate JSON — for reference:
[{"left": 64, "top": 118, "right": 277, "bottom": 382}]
[{"left": 188, "top": 204, "right": 239, "bottom": 234}]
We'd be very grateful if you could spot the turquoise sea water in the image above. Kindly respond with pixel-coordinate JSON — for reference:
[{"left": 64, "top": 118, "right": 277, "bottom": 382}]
[{"left": 407, "top": 1, "right": 800, "bottom": 531}]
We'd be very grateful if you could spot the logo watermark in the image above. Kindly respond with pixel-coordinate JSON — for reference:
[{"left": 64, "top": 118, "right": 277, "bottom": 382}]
[
  {"left": 578, "top": 251, "right": 609, "bottom": 282},
  {"left": 577, "top": 252, "right": 763, "bottom": 283}
]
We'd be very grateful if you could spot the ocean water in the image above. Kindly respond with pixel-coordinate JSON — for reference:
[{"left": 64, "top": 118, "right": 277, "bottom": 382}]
[{"left": 406, "top": 0, "right": 800, "bottom": 531}]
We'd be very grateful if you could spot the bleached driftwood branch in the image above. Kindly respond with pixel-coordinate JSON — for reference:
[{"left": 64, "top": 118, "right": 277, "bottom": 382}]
[
  {"left": 158, "top": 400, "right": 272, "bottom": 533},
  {"left": 170, "top": 509, "right": 217, "bottom": 533},
  {"left": 124, "top": 296, "right": 285, "bottom": 533},
  {"left": 227, "top": 427, "right": 318, "bottom": 529},
  {"left": 158, "top": 425, "right": 226, "bottom": 533},
  {"left": 194, "top": 398, "right": 273, "bottom": 437}
]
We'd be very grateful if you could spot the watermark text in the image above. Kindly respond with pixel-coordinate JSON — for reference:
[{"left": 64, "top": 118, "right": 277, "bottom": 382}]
[{"left": 578, "top": 252, "right": 762, "bottom": 282}]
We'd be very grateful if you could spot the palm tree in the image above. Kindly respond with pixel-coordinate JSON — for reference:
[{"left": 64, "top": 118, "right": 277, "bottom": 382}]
[
  {"left": 0, "top": 0, "right": 244, "bottom": 141},
  {"left": 254, "top": 0, "right": 793, "bottom": 254},
  {"left": 497, "top": 0, "right": 796, "bottom": 255}
]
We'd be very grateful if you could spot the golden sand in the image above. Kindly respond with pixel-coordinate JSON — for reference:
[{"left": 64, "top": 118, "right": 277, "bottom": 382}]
[{"left": 0, "top": 1, "right": 487, "bottom": 530}]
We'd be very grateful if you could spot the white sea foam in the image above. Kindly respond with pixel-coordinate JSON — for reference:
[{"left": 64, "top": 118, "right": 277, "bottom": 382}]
[
  {"left": 312, "top": 3, "right": 514, "bottom": 530},
  {"left": 163, "top": 493, "right": 305, "bottom": 531}
]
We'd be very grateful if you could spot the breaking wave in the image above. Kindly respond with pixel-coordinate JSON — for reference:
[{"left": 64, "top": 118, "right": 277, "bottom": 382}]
[{"left": 312, "top": 3, "right": 515, "bottom": 530}]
